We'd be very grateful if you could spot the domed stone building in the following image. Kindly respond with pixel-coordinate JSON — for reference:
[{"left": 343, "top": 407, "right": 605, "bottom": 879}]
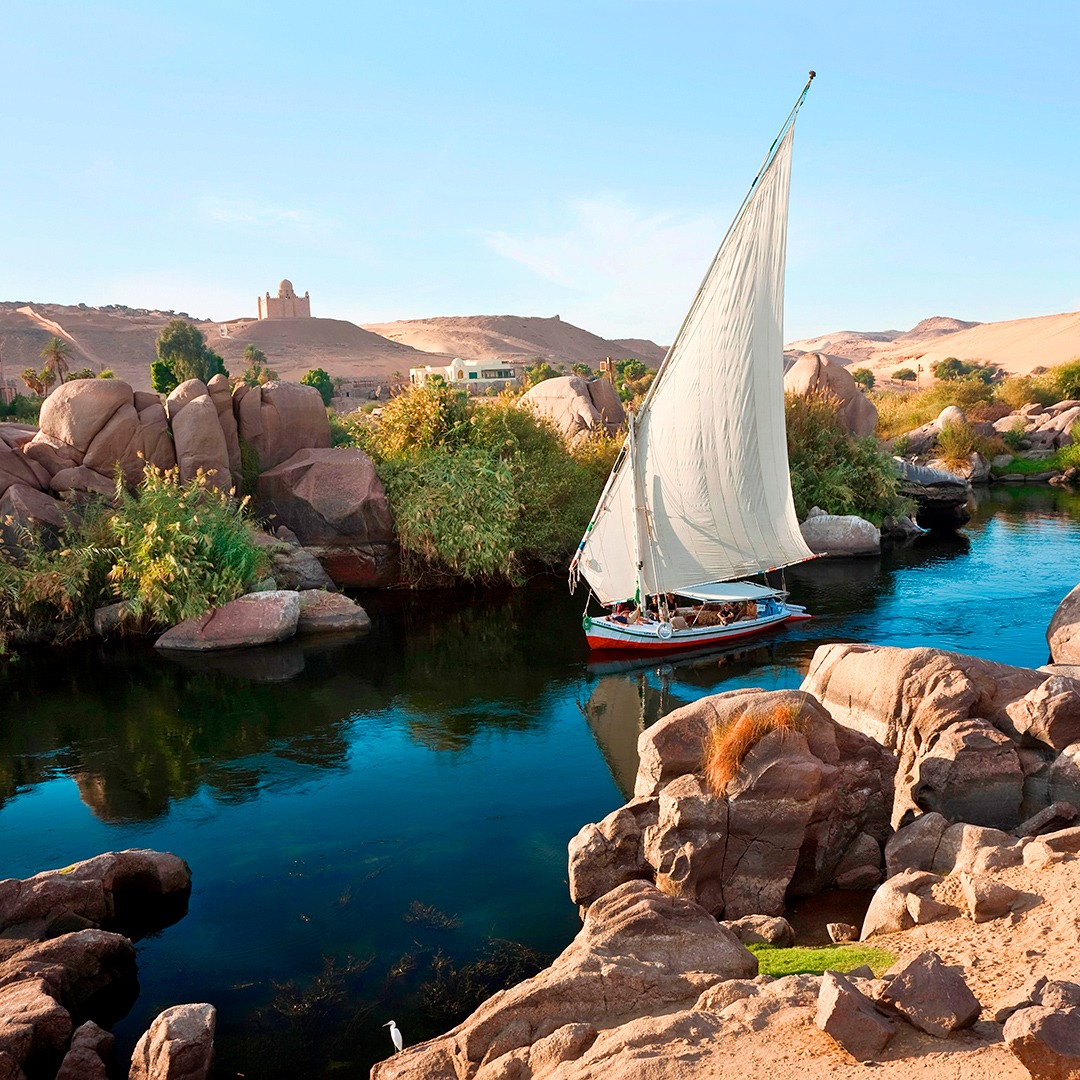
[{"left": 257, "top": 279, "right": 311, "bottom": 320}]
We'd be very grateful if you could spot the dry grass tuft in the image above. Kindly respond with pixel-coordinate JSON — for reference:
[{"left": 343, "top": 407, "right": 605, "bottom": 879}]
[{"left": 702, "top": 699, "right": 808, "bottom": 797}]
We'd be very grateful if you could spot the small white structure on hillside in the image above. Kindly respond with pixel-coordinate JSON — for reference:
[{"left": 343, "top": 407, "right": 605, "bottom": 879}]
[{"left": 409, "top": 357, "right": 520, "bottom": 392}]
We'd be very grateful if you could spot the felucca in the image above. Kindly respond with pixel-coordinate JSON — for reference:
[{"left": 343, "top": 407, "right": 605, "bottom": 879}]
[{"left": 570, "top": 74, "right": 817, "bottom": 653}]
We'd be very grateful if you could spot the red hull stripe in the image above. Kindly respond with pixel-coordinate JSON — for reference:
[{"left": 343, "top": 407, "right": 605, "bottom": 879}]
[{"left": 586, "top": 613, "right": 804, "bottom": 654}]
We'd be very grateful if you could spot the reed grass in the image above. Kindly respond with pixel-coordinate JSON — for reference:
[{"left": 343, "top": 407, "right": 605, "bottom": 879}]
[{"left": 702, "top": 699, "right": 808, "bottom": 796}]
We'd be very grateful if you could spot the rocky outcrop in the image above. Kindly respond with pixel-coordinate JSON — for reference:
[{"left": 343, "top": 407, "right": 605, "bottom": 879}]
[
  {"left": 55, "top": 1021, "right": 113, "bottom": 1080},
  {"left": 519, "top": 376, "right": 623, "bottom": 442},
  {"left": 0, "top": 485, "right": 70, "bottom": 554},
  {"left": 0, "top": 849, "right": 191, "bottom": 938},
  {"left": 26, "top": 379, "right": 176, "bottom": 495},
  {"left": 893, "top": 458, "right": 971, "bottom": 530},
  {"left": 370, "top": 880, "right": 756, "bottom": 1080},
  {"left": 582, "top": 378, "right": 625, "bottom": 434},
  {"left": 0, "top": 851, "right": 194, "bottom": 1079},
  {"left": 296, "top": 589, "right": 372, "bottom": 634},
  {"left": 153, "top": 591, "right": 301, "bottom": 651},
  {"left": 249, "top": 528, "right": 337, "bottom": 591},
  {"left": 568, "top": 689, "right": 895, "bottom": 917},
  {"left": 0, "top": 929, "right": 136, "bottom": 1072},
  {"left": 877, "top": 950, "right": 981, "bottom": 1037},
  {"left": 168, "top": 389, "right": 230, "bottom": 491},
  {"left": 129, "top": 1003, "right": 216, "bottom": 1080},
  {"left": 859, "top": 869, "right": 954, "bottom": 939},
  {"left": 1047, "top": 584, "right": 1080, "bottom": 665},
  {"left": 815, "top": 970, "right": 895, "bottom": 1062},
  {"left": 801, "top": 643, "right": 1080, "bottom": 828},
  {"left": 256, "top": 448, "right": 399, "bottom": 587},
  {"left": 235, "top": 381, "right": 330, "bottom": 472},
  {"left": 799, "top": 507, "right": 880, "bottom": 556},
  {"left": 783, "top": 352, "right": 878, "bottom": 436}
]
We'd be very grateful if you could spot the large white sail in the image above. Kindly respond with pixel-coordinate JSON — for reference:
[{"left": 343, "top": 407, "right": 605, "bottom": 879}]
[{"left": 572, "top": 122, "right": 813, "bottom": 606}]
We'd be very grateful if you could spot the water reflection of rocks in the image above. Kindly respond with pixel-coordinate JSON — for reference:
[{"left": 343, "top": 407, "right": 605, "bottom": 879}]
[{"left": 0, "top": 582, "right": 585, "bottom": 820}]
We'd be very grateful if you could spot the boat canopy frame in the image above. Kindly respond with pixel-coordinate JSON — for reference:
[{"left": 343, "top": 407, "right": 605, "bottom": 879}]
[{"left": 670, "top": 582, "right": 785, "bottom": 603}]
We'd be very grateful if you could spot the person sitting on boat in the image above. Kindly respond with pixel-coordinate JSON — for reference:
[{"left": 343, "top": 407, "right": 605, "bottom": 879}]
[{"left": 610, "top": 602, "right": 633, "bottom": 625}]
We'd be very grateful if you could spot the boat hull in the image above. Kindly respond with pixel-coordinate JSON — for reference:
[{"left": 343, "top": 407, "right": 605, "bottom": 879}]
[{"left": 585, "top": 607, "right": 809, "bottom": 654}]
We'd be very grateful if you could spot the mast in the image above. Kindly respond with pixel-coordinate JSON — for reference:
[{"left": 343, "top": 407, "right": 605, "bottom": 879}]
[
  {"left": 628, "top": 410, "right": 650, "bottom": 606},
  {"left": 637, "top": 71, "right": 816, "bottom": 424},
  {"left": 571, "top": 73, "right": 818, "bottom": 607}
]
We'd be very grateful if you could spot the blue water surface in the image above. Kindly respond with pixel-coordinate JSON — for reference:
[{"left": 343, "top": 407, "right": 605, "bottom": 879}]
[{"left": 1, "top": 484, "right": 1078, "bottom": 1076}]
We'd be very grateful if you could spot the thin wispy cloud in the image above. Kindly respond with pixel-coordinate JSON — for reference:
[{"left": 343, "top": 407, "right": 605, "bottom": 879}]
[
  {"left": 484, "top": 195, "right": 725, "bottom": 339},
  {"left": 199, "top": 196, "right": 318, "bottom": 228}
]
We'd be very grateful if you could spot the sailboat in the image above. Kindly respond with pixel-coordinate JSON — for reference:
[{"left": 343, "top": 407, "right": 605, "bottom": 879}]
[{"left": 569, "top": 74, "right": 817, "bottom": 654}]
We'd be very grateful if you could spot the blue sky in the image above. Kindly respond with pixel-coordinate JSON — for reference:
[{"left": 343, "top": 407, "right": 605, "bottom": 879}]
[{"left": 3, "top": 1, "right": 1078, "bottom": 343}]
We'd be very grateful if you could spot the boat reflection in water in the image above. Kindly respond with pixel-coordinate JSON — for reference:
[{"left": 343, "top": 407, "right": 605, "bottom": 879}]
[{"left": 581, "top": 638, "right": 782, "bottom": 800}]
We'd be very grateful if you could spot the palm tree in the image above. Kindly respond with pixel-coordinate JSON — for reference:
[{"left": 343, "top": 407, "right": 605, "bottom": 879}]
[
  {"left": 21, "top": 368, "right": 45, "bottom": 395},
  {"left": 39, "top": 337, "right": 73, "bottom": 389}
]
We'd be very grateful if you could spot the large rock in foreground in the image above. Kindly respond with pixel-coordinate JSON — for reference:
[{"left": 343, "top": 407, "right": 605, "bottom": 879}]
[
  {"left": 129, "top": 1002, "right": 216, "bottom": 1080},
  {"left": 799, "top": 508, "right": 880, "bottom": 556},
  {"left": 0, "top": 849, "right": 191, "bottom": 942},
  {"left": 154, "top": 591, "right": 301, "bottom": 651},
  {"left": 370, "top": 880, "right": 756, "bottom": 1080},
  {"left": 1048, "top": 584, "right": 1080, "bottom": 665},
  {"left": 0, "top": 849, "right": 195, "bottom": 1078},
  {"left": 256, "top": 448, "right": 399, "bottom": 587},
  {"left": 568, "top": 689, "right": 895, "bottom": 917},
  {"left": 802, "top": 643, "right": 1080, "bottom": 829}
]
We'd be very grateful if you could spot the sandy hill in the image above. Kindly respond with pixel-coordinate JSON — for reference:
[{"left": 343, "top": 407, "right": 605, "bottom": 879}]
[
  {"left": 787, "top": 310, "right": 1080, "bottom": 384},
  {"left": 1, "top": 303, "right": 664, "bottom": 394},
  {"left": 0, "top": 303, "right": 182, "bottom": 390},
  {"left": 210, "top": 317, "right": 438, "bottom": 384},
  {"left": 361, "top": 314, "right": 667, "bottom": 367},
  {"left": 871, "top": 310, "right": 1080, "bottom": 376}
]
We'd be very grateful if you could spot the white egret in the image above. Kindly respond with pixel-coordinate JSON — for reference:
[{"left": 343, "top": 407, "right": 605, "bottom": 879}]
[{"left": 383, "top": 1019, "right": 403, "bottom": 1053}]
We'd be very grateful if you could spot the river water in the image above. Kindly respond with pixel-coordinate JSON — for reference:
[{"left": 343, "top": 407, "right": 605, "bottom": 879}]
[{"left": 2, "top": 484, "right": 1078, "bottom": 1076}]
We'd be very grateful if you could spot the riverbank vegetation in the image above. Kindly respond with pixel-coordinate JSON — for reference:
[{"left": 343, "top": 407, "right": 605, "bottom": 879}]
[
  {"left": 873, "top": 356, "right": 1080, "bottom": 440},
  {"left": 0, "top": 466, "right": 267, "bottom": 652},
  {"left": 784, "top": 393, "right": 906, "bottom": 522},
  {"left": 333, "top": 381, "right": 621, "bottom": 585}
]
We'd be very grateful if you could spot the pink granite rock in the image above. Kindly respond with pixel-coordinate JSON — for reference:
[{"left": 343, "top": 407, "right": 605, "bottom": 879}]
[{"left": 154, "top": 591, "right": 300, "bottom": 651}]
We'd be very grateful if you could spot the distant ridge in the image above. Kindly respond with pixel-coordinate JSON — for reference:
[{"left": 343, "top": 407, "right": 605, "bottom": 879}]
[
  {"left": 361, "top": 314, "right": 667, "bottom": 367},
  {"left": 785, "top": 309, "right": 1080, "bottom": 383},
  {"left": 0, "top": 303, "right": 665, "bottom": 393}
]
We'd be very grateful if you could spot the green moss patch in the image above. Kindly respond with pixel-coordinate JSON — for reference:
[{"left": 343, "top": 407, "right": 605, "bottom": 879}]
[{"left": 748, "top": 943, "right": 896, "bottom": 978}]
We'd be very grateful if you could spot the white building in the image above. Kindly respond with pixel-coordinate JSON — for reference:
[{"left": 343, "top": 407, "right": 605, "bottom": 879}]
[{"left": 409, "top": 357, "right": 520, "bottom": 391}]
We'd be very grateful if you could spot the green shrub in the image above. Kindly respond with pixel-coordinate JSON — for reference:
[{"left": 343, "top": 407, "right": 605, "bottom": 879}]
[
  {"left": 935, "top": 419, "right": 1006, "bottom": 465},
  {"left": 108, "top": 466, "right": 268, "bottom": 625},
  {"left": 786, "top": 393, "right": 906, "bottom": 523},
  {"left": 369, "top": 379, "right": 470, "bottom": 458},
  {"left": 872, "top": 380, "right": 996, "bottom": 439},
  {"left": 1001, "top": 419, "right": 1027, "bottom": 451},
  {"left": 0, "top": 501, "right": 118, "bottom": 647},
  {"left": 851, "top": 368, "right": 875, "bottom": 390},
  {"left": 892, "top": 368, "right": 917, "bottom": 382},
  {"left": 378, "top": 448, "right": 518, "bottom": 583},
  {"left": 301, "top": 367, "right": 334, "bottom": 406},
  {"left": 1046, "top": 358, "right": 1080, "bottom": 402},
  {"left": 0, "top": 465, "right": 268, "bottom": 649},
  {"left": 0, "top": 394, "right": 42, "bottom": 423}
]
